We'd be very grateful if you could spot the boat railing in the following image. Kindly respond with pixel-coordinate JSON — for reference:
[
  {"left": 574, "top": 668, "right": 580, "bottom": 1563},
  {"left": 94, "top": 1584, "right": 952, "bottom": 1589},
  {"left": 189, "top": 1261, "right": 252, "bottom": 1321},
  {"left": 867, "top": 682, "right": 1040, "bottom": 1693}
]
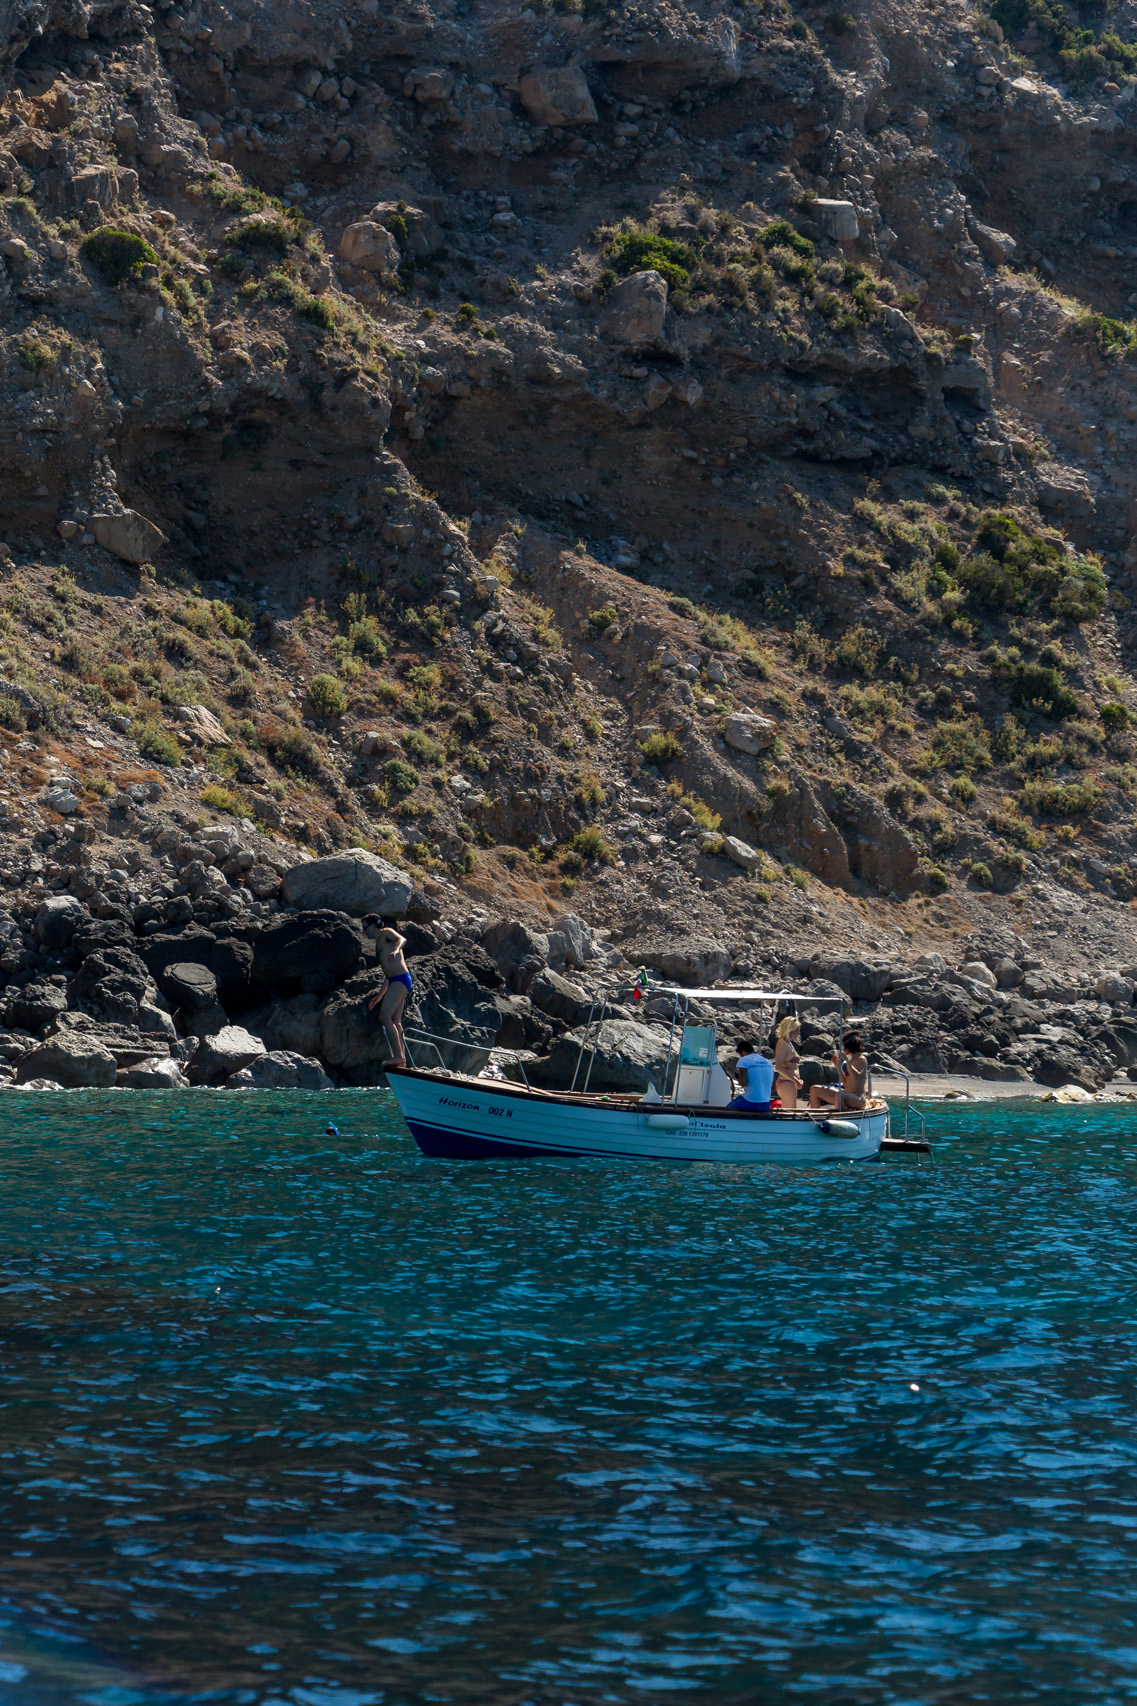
[
  {"left": 570, "top": 1005, "right": 603, "bottom": 1094},
  {"left": 403, "top": 1025, "right": 499, "bottom": 1076},
  {"left": 870, "top": 1058, "right": 929, "bottom": 1157}
]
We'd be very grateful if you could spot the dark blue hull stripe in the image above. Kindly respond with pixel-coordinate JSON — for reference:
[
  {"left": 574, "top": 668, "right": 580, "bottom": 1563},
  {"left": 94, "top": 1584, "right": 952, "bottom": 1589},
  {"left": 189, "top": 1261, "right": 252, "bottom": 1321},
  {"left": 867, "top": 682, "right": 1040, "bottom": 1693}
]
[
  {"left": 406, "top": 1119, "right": 621, "bottom": 1159},
  {"left": 404, "top": 1119, "right": 882, "bottom": 1163}
]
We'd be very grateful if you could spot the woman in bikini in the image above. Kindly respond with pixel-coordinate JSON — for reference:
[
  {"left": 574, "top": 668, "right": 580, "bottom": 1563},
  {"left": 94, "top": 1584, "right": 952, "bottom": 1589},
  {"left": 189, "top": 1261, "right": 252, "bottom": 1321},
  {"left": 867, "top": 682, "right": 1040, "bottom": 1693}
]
[
  {"left": 809, "top": 1032, "right": 868, "bottom": 1112},
  {"left": 364, "top": 919, "right": 412, "bottom": 1069},
  {"left": 773, "top": 1014, "right": 804, "bottom": 1110}
]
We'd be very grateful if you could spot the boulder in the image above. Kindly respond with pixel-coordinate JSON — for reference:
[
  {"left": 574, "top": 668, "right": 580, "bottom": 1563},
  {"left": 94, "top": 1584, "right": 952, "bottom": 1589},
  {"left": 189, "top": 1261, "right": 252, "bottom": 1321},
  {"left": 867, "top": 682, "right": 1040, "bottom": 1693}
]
[
  {"left": 92, "top": 508, "right": 167, "bottom": 563},
  {"left": 281, "top": 849, "right": 414, "bottom": 917},
  {"left": 553, "top": 912, "right": 592, "bottom": 969},
  {"left": 74, "top": 918, "right": 136, "bottom": 959},
  {"left": 722, "top": 835, "right": 762, "bottom": 872},
  {"left": 723, "top": 711, "right": 776, "bottom": 755},
  {"left": 5, "top": 982, "right": 68, "bottom": 1032},
  {"left": 34, "top": 894, "right": 84, "bottom": 948},
  {"left": 73, "top": 943, "right": 153, "bottom": 1023},
  {"left": 246, "top": 863, "right": 282, "bottom": 900},
  {"left": 403, "top": 943, "right": 504, "bottom": 1074},
  {"left": 994, "top": 956, "right": 1024, "bottom": 989},
  {"left": 960, "top": 960, "right": 998, "bottom": 989},
  {"left": 41, "top": 786, "right": 79, "bottom": 815},
  {"left": 119, "top": 1056, "right": 188, "bottom": 1089},
  {"left": 339, "top": 219, "right": 400, "bottom": 274},
  {"left": 369, "top": 201, "right": 444, "bottom": 257},
  {"left": 244, "top": 993, "right": 323, "bottom": 1056},
  {"left": 528, "top": 1018, "right": 672, "bottom": 1094},
  {"left": 159, "top": 961, "right": 219, "bottom": 1011},
  {"left": 225, "top": 1050, "right": 333, "bottom": 1090},
  {"left": 529, "top": 968, "right": 591, "bottom": 1027},
  {"left": 1094, "top": 972, "right": 1135, "bottom": 1006},
  {"left": 15, "top": 1033, "right": 116, "bottom": 1088},
  {"left": 251, "top": 910, "right": 365, "bottom": 994},
  {"left": 48, "top": 1013, "right": 171, "bottom": 1068},
  {"left": 602, "top": 270, "right": 668, "bottom": 347},
  {"left": 1033, "top": 1045, "right": 1109, "bottom": 1092},
  {"left": 814, "top": 198, "right": 859, "bottom": 241},
  {"left": 481, "top": 919, "right": 550, "bottom": 994},
  {"left": 138, "top": 928, "right": 253, "bottom": 1009},
  {"left": 318, "top": 970, "right": 396, "bottom": 1081},
  {"left": 177, "top": 704, "right": 231, "bottom": 746},
  {"left": 971, "top": 219, "right": 1017, "bottom": 264},
  {"left": 636, "top": 944, "right": 732, "bottom": 986},
  {"left": 1093, "top": 1017, "right": 1137, "bottom": 1068},
  {"left": 138, "top": 1003, "right": 178, "bottom": 1040},
  {"left": 187, "top": 1025, "right": 265, "bottom": 1086},
  {"left": 518, "top": 67, "right": 598, "bottom": 126},
  {"left": 1036, "top": 468, "right": 1095, "bottom": 519}
]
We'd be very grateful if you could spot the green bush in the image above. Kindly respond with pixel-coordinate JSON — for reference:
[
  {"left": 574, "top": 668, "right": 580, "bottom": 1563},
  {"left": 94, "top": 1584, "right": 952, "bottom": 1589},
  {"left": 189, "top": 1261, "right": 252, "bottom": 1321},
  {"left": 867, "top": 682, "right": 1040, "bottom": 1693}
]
[
  {"left": 299, "top": 294, "right": 336, "bottom": 330},
  {"left": 382, "top": 757, "right": 420, "bottom": 795},
  {"left": 918, "top": 718, "right": 992, "bottom": 774},
  {"left": 1020, "top": 776, "right": 1102, "bottom": 817},
  {"left": 668, "top": 595, "right": 696, "bottom": 619},
  {"left": 640, "top": 730, "right": 682, "bottom": 764},
  {"left": 949, "top": 775, "right": 978, "bottom": 805},
  {"left": 1077, "top": 313, "right": 1137, "bottom": 357},
  {"left": 224, "top": 217, "right": 293, "bottom": 252},
  {"left": 572, "top": 825, "right": 615, "bottom": 865},
  {"left": 1007, "top": 662, "right": 1079, "bottom": 720},
  {"left": 80, "top": 227, "right": 157, "bottom": 287},
  {"left": 201, "top": 783, "right": 238, "bottom": 814},
  {"left": 834, "top": 622, "right": 883, "bottom": 675},
  {"left": 758, "top": 221, "right": 815, "bottom": 259},
  {"left": 404, "top": 730, "right": 444, "bottom": 767},
  {"left": 988, "top": 0, "right": 1137, "bottom": 78},
  {"left": 1101, "top": 701, "right": 1132, "bottom": 731},
  {"left": 135, "top": 719, "right": 182, "bottom": 766},
  {"left": 970, "top": 861, "right": 994, "bottom": 889},
  {"left": 606, "top": 226, "right": 701, "bottom": 292},
  {"left": 307, "top": 673, "right": 346, "bottom": 717},
  {"left": 922, "top": 861, "right": 951, "bottom": 893},
  {"left": 18, "top": 337, "right": 54, "bottom": 370},
  {"left": 588, "top": 606, "right": 619, "bottom": 630},
  {"left": 956, "top": 511, "right": 1106, "bottom": 623}
]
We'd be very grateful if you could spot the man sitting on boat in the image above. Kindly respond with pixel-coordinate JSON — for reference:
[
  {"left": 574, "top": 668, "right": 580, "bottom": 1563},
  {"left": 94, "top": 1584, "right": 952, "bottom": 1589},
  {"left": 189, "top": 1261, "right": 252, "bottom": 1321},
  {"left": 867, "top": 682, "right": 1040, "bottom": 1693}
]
[
  {"left": 808, "top": 1032, "right": 868, "bottom": 1112},
  {"left": 730, "top": 1042, "right": 775, "bottom": 1113}
]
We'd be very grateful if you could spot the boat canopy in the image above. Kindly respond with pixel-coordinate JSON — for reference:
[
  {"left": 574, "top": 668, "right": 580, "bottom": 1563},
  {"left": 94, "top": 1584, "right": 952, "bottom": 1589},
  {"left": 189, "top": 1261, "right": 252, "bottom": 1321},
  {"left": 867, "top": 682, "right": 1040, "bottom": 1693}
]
[{"left": 650, "top": 987, "right": 847, "bottom": 1003}]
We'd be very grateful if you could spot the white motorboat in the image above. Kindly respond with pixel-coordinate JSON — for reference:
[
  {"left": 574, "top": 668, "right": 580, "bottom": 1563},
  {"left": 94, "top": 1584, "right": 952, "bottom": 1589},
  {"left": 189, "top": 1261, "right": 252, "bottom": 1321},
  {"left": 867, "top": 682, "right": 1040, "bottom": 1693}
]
[{"left": 386, "top": 986, "right": 928, "bottom": 1166}]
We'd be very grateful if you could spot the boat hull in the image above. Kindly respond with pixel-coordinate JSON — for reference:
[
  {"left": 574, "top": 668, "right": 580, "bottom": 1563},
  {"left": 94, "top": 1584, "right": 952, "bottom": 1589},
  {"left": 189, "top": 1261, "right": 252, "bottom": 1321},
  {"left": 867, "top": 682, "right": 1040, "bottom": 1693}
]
[{"left": 386, "top": 1069, "right": 886, "bottom": 1165}]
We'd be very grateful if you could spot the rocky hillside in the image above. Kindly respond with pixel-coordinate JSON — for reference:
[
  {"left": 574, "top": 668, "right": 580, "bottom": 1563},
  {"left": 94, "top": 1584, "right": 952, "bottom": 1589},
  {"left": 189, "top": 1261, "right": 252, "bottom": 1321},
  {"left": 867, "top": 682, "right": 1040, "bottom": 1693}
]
[{"left": 0, "top": 0, "right": 1135, "bottom": 1061}]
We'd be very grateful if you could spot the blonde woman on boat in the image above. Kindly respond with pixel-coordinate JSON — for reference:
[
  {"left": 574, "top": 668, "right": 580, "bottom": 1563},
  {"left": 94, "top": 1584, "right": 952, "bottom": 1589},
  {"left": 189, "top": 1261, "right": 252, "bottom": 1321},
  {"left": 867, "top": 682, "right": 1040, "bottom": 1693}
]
[
  {"left": 809, "top": 1032, "right": 868, "bottom": 1112},
  {"left": 773, "top": 1015, "right": 804, "bottom": 1109}
]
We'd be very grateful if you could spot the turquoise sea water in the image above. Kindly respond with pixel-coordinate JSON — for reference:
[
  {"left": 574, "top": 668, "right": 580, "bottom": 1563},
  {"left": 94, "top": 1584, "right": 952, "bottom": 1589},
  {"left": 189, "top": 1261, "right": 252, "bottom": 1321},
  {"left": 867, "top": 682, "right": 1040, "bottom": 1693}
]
[{"left": 1, "top": 1093, "right": 1136, "bottom": 1705}]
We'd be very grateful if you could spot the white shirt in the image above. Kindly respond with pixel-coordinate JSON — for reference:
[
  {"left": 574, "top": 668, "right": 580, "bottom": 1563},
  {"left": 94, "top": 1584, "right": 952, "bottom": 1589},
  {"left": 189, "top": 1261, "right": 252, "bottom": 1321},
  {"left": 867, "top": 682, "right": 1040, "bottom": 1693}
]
[{"left": 736, "top": 1053, "right": 775, "bottom": 1102}]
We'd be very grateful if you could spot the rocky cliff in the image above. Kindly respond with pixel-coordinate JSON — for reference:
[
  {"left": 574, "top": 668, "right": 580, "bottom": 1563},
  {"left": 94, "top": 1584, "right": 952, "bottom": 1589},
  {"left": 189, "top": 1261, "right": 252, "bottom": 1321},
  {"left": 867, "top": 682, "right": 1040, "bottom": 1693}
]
[{"left": 0, "top": 0, "right": 1135, "bottom": 1047}]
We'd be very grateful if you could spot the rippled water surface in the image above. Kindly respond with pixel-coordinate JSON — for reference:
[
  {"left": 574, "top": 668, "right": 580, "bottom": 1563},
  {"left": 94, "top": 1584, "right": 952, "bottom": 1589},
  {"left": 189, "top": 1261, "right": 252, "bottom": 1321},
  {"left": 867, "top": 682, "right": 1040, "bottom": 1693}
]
[{"left": 2, "top": 1093, "right": 1137, "bottom": 1704}]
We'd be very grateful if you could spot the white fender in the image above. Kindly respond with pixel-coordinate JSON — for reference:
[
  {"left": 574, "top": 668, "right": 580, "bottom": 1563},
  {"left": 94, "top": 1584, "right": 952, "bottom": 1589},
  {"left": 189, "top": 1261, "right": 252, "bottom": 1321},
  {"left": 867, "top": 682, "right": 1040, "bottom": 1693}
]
[
  {"left": 645, "top": 1113, "right": 690, "bottom": 1131},
  {"left": 816, "top": 1118, "right": 860, "bottom": 1139}
]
